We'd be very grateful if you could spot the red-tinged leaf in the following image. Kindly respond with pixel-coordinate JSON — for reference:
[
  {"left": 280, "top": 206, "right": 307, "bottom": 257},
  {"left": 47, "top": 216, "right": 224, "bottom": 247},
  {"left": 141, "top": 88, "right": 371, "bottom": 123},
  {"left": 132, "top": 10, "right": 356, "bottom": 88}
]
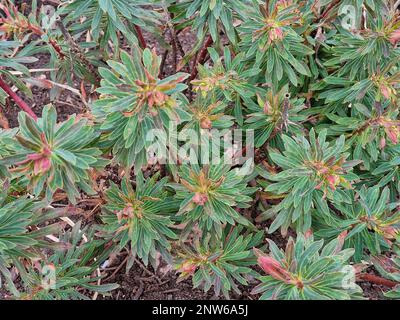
[
  {"left": 33, "top": 157, "right": 51, "bottom": 175},
  {"left": 334, "top": 230, "right": 348, "bottom": 253},
  {"left": 389, "top": 29, "right": 400, "bottom": 45},
  {"left": 256, "top": 252, "right": 292, "bottom": 283},
  {"left": 385, "top": 127, "right": 399, "bottom": 144},
  {"left": 26, "top": 153, "right": 43, "bottom": 161}
]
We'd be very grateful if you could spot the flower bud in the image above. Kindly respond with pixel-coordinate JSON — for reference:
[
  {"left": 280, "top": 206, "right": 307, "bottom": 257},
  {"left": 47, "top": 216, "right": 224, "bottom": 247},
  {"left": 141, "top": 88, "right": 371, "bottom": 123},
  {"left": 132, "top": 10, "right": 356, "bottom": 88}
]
[{"left": 192, "top": 192, "right": 208, "bottom": 206}]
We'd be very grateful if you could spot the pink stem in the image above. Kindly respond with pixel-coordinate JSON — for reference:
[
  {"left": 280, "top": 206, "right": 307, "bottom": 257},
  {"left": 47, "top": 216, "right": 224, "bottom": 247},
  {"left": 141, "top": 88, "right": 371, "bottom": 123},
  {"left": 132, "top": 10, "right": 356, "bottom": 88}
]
[
  {"left": 0, "top": 76, "right": 37, "bottom": 121},
  {"left": 134, "top": 25, "right": 147, "bottom": 49},
  {"left": 357, "top": 273, "right": 398, "bottom": 288}
]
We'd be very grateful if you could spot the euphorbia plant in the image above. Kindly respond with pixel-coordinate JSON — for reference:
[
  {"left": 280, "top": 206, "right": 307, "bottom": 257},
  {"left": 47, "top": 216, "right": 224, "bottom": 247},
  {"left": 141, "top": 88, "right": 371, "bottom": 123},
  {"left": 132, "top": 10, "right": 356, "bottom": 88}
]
[
  {"left": 0, "top": 40, "right": 38, "bottom": 119},
  {"left": 322, "top": 10, "right": 400, "bottom": 81},
  {"left": 10, "top": 222, "right": 118, "bottom": 300},
  {"left": 369, "top": 144, "right": 400, "bottom": 198},
  {"left": 181, "top": 94, "right": 234, "bottom": 131},
  {"left": 0, "top": 0, "right": 399, "bottom": 301},
  {"left": 0, "top": 196, "right": 61, "bottom": 296},
  {"left": 191, "top": 47, "right": 260, "bottom": 124},
  {"left": 312, "top": 11, "right": 400, "bottom": 113},
  {"left": 244, "top": 85, "right": 306, "bottom": 147},
  {"left": 319, "top": 100, "right": 399, "bottom": 170},
  {"left": 314, "top": 186, "right": 400, "bottom": 262},
  {"left": 239, "top": 0, "right": 314, "bottom": 86},
  {"left": 0, "top": 128, "right": 16, "bottom": 178},
  {"left": 372, "top": 248, "right": 400, "bottom": 299},
  {"left": 168, "top": 160, "right": 257, "bottom": 238},
  {"left": 170, "top": 0, "right": 251, "bottom": 44},
  {"left": 58, "top": 0, "right": 159, "bottom": 51},
  {"left": 0, "top": 0, "right": 104, "bottom": 97},
  {"left": 93, "top": 46, "right": 189, "bottom": 171},
  {"left": 192, "top": 47, "right": 260, "bottom": 101},
  {"left": 175, "top": 226, "right": 263, "bottom": 298},
  {"left": 316, "top": 65, "right": 400, "bottom": 107},
  {"left": 253, "top": 232, "right": 364, "bottom": 300},
  {"left": 101, "top": 172, "right": 181, "bottom": 267},
  {"left": 257, "top": 129, "right": 360, "bottom": 235},
  {"left": 0, "top": 1, "right": 63, "bottom": 57},
  {"left": 0, "top": 105, "right": 108, "bottom": 204}
]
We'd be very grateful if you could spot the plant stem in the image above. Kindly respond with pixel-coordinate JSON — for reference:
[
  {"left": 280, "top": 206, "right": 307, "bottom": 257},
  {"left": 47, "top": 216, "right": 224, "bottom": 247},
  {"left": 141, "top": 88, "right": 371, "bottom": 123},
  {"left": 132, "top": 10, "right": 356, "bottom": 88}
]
[
  {"left": 357, "top": 273, "right": 398, "bottom": 288},
  {"left": 315, "top": 0, "right": 340, "bottom": 23},
  {"left": 170, "top": 29, "right": 178, "bottom": 73},
  {"left": 48, "top": 38, "right": 65, "bottom": 60},
  {"left": 56, "top": 20, "right": 100, "bottom": 85},
  {"left": 134, "top": 25, "right": 147, "bottom": 49},
  {"left": 159, "top": 49, "right": 169, "bottom": 78},
  {"left": 0, "top": 76, "right": 37, "bottom": 120},
  {"left": 188, "top": 35, "right": 213, "bottom": 82}
]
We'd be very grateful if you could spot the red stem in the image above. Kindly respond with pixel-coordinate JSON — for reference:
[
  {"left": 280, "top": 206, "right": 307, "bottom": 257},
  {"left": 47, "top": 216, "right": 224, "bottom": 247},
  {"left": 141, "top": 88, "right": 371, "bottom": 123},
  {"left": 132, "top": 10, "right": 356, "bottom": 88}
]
[
  {"left": 316, "top": 0, "right": 341, "bottom": 23},
  {"left": 188, "top": 35, "right": 213, "bottom": 82},
  {"left": 134, "top": 25, "right": 147, "bottom": 49},
  {"left": 27, "top": 22, "right": 65, "bottom": 60},
  {"left": 0, "top": 76, "right": 37, "bottom": 120},
  {"left": 357, "top": 273, "right": 398, "bottom": 288},
  {"left": 48, "top": 39, "right": 65, "bottom": 60}
]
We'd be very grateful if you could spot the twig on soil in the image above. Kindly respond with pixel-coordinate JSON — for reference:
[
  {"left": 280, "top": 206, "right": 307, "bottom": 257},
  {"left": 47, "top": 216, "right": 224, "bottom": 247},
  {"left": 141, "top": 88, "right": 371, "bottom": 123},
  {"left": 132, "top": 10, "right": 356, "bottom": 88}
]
[
  {"left": 54, "top": 99, "right": 81, "bottom": 109},
  {"left": 83, "top": 202, "right": 101, "bottom": 220},
  {"left": 134, "top": 258, "right": 162, "bottom": 284},
  {"left": 158, "top": 279, "right": 171, "bottom": 286},
  {"left": 161, "top": 288, "right": 179, "bottom": 294},
  {"left": 0, "top": 76, "right": 37, "bottom": 120},
  {"left": 136, "top": 276, "right": 156, "bottom": 283},
  {"left": 133, "top": 280, "right": 144, "bottom": 300},
  {"left": 103, "top": 255, "right": 129, "bottom": 282}
]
